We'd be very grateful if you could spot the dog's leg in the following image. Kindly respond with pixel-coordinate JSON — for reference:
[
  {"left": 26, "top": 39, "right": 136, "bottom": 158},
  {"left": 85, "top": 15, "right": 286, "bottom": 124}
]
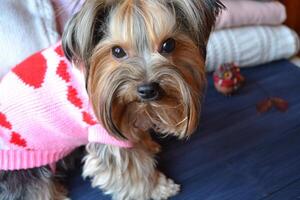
[
  {"left": 0, "top": 167, "right": 69, "bottom": 200},
  {"left": 83, "top": 143, "right": 180, "bottom": 200}
]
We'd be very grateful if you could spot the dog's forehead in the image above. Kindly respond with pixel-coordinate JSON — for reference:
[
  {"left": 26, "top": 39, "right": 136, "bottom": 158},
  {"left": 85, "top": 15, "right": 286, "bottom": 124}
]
[{"left": 107, "top": 0, "right": 176, "bottom": 51}]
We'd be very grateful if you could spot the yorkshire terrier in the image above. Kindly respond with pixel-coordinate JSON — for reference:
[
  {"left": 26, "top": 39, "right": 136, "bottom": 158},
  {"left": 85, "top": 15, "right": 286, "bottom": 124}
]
[{"left": 0, "top": 0, "right": 222, "bottom": 199}]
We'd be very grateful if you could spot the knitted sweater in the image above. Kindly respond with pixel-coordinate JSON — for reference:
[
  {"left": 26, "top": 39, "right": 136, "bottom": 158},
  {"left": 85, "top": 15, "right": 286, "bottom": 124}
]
[{"left": 0, "top": 43, "right": 132, "bottom": 171}]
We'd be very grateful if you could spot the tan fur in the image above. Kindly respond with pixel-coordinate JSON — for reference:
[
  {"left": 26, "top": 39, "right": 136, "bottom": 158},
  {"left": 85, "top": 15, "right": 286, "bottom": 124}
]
[{"left": 62, "top": 0, "right": 223, "bottom": 199}]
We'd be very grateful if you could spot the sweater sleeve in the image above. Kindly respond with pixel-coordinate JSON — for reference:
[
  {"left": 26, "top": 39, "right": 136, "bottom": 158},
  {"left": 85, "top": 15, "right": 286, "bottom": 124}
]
[{"left": 88, "top": 124, "right": 133, "bottom": 148}]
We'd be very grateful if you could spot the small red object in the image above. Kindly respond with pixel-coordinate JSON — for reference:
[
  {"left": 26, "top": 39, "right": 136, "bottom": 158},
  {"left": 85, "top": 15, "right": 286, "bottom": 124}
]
[
  {"left": 10, "top": 132, "right": 27, "bottom": 148},
  {"left": 213, "top": 63, "right": 245, "bottom": 95},
  {"left": 256, "top": 97, "right": 289, "bottom": 113},
  {"left": 0, "top": 112, "right": 12, "bottom": 130},
  {"left": 12, "top": 53, "right": 47, "bottom": 89}
]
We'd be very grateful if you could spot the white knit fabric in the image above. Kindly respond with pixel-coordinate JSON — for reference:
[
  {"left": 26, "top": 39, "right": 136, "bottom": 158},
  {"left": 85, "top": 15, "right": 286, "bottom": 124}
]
[
  {"left": 206, "top": 25, "right": 300, "bottom": 72},
  {"left": 0, "top": 0, "right": 59, "bottom": 78}
]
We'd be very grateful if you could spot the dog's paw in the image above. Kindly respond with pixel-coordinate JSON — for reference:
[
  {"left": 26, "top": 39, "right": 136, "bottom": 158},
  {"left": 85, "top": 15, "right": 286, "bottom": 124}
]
[{"left": 151, "top": 173, "right": 180, "bottom": 200}]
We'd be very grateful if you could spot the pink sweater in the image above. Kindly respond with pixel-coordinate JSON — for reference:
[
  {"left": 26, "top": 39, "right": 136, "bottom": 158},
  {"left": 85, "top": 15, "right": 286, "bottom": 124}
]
[{"left": 0, "top": 43, "right": 132, "bottom": 171}]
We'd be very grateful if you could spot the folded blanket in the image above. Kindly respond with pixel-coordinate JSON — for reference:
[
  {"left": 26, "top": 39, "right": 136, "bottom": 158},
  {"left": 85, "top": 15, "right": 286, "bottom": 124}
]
[
  {"left": 216, "top": 0, "right": 286, "bottom": 30},
  {"left": 206, "top": 26, "right": 300, "bottom": 72},
  {"left": 0, "top": 0, "right": 59, "bottom": 78}
]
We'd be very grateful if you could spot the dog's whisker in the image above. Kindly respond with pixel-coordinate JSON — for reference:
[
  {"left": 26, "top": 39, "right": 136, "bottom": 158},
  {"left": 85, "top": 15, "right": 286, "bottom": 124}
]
[
  {"left": 175, "top": 117, "right": 188, "bottom": 127},
  {"left": 151, "top": 102, "right": 184, "bottom": 109}
]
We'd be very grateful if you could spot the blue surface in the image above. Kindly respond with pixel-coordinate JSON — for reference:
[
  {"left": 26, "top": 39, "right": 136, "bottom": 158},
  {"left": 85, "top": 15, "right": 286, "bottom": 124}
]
[{"left": 68, "top": 60, "right": 300, "bottom": 200}]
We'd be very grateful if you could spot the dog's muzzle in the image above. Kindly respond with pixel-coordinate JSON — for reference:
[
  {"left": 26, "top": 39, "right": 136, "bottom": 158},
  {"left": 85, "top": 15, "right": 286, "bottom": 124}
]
[{"left": 137, "top": 82, "right": 160, "bottom": 101}]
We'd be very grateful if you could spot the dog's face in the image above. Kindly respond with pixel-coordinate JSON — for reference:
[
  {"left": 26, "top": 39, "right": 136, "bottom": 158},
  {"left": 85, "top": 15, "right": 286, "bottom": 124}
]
[{"left": 63, "top": 0, "right": 222, "bottom": 141}]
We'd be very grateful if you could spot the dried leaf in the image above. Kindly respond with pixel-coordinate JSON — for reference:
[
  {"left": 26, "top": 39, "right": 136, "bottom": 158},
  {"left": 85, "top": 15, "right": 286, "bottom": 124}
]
[
  {"left": 256, "top": 98, "right": 272, "bottom": 113},
  {"left": 271, "top": 97, "right": 289, "bottom": 112}
]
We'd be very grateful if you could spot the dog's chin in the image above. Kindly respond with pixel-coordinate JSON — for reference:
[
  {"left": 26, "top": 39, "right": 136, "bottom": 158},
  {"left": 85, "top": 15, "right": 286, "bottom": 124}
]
[
  {"left": 142, "top": 99, "right": 195, "bottom": 139},
  {"left": 107, "top": 91, "right": 199, "bottom": 142}
]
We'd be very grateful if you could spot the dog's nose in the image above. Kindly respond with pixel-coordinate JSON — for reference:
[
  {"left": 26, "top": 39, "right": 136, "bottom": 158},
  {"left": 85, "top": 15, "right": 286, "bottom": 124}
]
[{"left": 137, "top": 82, "right": 160, "bottom": 100}]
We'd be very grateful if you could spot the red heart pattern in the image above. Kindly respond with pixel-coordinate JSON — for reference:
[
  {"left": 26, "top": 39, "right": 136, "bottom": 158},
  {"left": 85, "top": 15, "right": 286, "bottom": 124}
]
[
  {"left": 0, "top": 112, "right": 12, "bottom": 130},
  {"left": 10, "top": 132, "right": 27, "bottom": 147},
  {"left": 55, "top": 45, "right": 64, "bottom": 56},
  {"left": 67, "top": 86, "right": 83, "bottom": 109},
  {"left": 82, "top": 111, "right": 97, "bottom": 125},
  {"left": 56, "top": 60, "right": 70, "bottom": 82},
  {"left": 12, "top": 53, "right": 47, "bottom": 88},
  {"left": 2, "top": 45, "right": 101, "bottom": 153}
]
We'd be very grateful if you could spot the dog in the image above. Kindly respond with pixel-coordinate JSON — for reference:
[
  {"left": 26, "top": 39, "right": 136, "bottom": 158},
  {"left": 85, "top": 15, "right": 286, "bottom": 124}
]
[{"left": 0, "top": 0, "right": 222, "bottom": 199}]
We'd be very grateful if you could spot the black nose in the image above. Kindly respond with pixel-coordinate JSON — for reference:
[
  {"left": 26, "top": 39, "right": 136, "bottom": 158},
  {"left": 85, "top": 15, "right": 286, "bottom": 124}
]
[{"left": 137, "top": 82, "right": 160, "bottom": 100}]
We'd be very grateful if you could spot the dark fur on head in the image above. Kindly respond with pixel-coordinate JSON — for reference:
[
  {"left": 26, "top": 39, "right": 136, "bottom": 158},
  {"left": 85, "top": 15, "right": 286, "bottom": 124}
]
[
  {"left": 62, "top": 0, "right": 223, "bottom": 141},
  {"left": 63, "top": 0, "right": 223, "bottom": 61}
]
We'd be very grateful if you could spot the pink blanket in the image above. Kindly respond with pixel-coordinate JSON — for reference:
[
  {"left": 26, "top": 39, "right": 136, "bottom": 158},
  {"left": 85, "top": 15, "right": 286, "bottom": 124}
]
[
  {"left": 52, "top": 0, "right": 84, "bottom": 34},
  {"left": 216, "top": 0, "right": 286, "bottom": 30}
]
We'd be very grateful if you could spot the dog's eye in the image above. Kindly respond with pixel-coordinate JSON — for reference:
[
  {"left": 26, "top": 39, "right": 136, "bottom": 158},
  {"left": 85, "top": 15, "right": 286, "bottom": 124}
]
[
  {"left": 112, "top": 46, "right": 127, "bottom": 59},
  {"left": 160, "top": 38, "right": 176, "bottom": 54}
]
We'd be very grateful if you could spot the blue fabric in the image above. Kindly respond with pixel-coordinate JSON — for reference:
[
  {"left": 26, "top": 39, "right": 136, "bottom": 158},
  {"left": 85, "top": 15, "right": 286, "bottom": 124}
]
[{"left": 68, "top": 60, "right": 300, "bottom": 200}]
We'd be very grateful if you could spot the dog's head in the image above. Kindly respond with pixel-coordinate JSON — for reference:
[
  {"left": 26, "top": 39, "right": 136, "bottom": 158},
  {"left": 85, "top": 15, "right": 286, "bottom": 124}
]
[{"left": 63, "top": 0, "right": 223, "bottom": 142}]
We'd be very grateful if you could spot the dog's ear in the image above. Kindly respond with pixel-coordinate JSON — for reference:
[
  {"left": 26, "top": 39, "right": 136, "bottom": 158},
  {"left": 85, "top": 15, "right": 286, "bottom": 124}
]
[
  {"left": 62, "top": 1, "right": 115, "bottom": 65},
  {"left": 169, "top": 0, "right": 224, "bottom": 56}
]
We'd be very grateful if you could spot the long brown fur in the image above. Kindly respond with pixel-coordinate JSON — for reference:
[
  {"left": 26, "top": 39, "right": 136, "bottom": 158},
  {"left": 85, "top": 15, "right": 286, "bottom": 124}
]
[{"left": 62, "top": 0, "right": 223, "bottom": 199}]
